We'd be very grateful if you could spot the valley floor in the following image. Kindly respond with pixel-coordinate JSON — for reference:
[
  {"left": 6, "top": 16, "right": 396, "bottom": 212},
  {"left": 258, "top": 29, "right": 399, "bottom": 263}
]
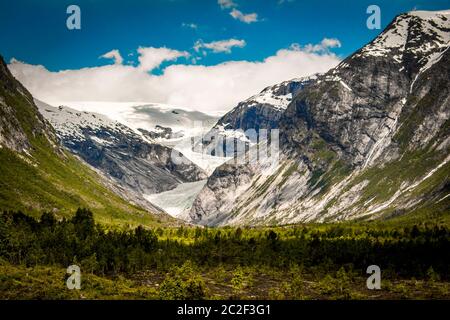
[
  {"left": 1, "top": 262, "right": 448, "bottom": 300},
  {"left": 0, "top": 208, "right": 449, "bottom": 300}
]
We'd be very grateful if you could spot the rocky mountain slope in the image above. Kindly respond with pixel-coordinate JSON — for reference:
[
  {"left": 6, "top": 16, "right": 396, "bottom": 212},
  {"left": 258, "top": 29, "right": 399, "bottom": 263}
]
[
  {"left": 190, "top": 10, "right": 450, "bottom": 226},
  {"left": 0, "top": 59, "right": 57, "bottom": 154},
  {"left": 35, "top": 100, "right": 207, "bottom": 211},
  {"left": 199, "top": 76, "right": 316, "bottom": 156},
  {"left": 0, "top": 55, "right": 174, "bottom": 227},
  {"left": 213, "top": 76, "right": 317, "bottom": 133}
]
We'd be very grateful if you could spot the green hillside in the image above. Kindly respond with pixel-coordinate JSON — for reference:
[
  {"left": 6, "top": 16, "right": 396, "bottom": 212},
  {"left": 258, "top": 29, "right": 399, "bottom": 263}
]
[
  {"left": 0, "top": 55, "right": 173, "bottom": 228},
  {"left": 0, "top": 143, "right": 173, "bottom": 228}
]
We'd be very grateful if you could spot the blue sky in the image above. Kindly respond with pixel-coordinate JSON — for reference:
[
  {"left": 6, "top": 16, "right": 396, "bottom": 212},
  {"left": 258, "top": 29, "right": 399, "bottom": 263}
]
[
  {"left": 1, "top": 0, "right": 449, "bottom": 70},
  {"left": 1, "top": 0, "right": 449, "bottom": 113}
]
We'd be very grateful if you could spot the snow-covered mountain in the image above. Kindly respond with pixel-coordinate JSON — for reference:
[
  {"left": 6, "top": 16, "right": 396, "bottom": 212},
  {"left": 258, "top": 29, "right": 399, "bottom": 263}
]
[
  {"left": 190, "top": 10, "right": 450, "bottom": 226},
  {"left": 355, "top": 10, "right": 449, "bottom": 67},
  {"left": 48, "top": 101, "right": 228, "bottom": 172},
  {"left": 36, "top": 99, "right": 208, "bottom": 213},
  {"left": 48, "top": 101, "right": 218, "bottom": 139}
]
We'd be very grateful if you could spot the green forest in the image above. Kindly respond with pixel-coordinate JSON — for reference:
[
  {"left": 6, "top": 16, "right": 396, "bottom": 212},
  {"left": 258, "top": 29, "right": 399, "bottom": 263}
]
[{"left": 0, "top": 208, "right": 449, "bottom": 299}]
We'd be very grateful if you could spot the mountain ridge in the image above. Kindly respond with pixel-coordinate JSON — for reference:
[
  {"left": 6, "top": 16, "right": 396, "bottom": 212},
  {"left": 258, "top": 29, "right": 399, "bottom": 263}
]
[{"left": 189, "top": 10, "right": 450, "bottom": 226}]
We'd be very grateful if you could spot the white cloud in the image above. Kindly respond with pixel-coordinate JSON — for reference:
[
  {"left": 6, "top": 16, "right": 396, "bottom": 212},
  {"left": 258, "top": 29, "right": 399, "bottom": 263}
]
[
  {"left": 321, "top": 38, "right": 341, "bottom": 48},
  {"left": 230, "top": 9, "right": 258, "bottom": 23},
  {"left": 182, "top": 22, "right": 198, "bottom": 29},
  {"left": 194, "top": 39, "right": 246, "bottom": 54},
  {"left": 8, "top": 40, "right": 340, "bottom": 114},
  {"left": 218, "top": 0, "right": 259, "bottom": 24},
  {"left": 100, "top": 49, "right": 123, "bottom": 65},
  {"left": 137, "top": 46, "right": 189, "bottom": 71},
  {"left": 303, "top": 38, "right": 342, "bottom": 53},
  {"left": 218, "top": 0, "right": 237, "bottom": 9}
]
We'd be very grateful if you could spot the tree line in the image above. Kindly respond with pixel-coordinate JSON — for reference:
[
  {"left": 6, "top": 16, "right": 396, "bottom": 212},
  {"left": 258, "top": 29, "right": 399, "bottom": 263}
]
[{"left": 0, "top": 208, "right": 448, "bottom": 279}]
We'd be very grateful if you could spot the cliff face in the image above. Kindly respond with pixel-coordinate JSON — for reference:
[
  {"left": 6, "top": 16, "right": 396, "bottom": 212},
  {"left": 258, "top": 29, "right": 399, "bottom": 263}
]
[
  {"left": 282, "top": 10, "right": 450, "bottom": 167},
  {"left": 190, "top": 10, "right": 450, "bottom": 226}
]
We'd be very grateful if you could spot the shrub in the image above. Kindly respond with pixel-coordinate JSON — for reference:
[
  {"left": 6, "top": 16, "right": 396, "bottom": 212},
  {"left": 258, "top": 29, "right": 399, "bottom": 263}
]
[
  {"left": 159, "top": 261, "right": 207, "bottom": 300},
  {"left": 315, "top": 268, "right": 352, "bottom": 299},
  {"left": 230, "top": 266, "right": 253, "bottom": 295},
  {"left": 426, "top": 266, "right": 441, "bottom": 282}
]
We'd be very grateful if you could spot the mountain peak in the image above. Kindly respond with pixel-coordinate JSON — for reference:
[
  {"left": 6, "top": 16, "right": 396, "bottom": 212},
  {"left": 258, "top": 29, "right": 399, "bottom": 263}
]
[
  {"left": 347, "top": 9, "right": 450, "bottom": 81},
  {"left": 407, "top": 9, "right": 450, "bottom": 19},
  {"left": 357, "top": 9, "right": 449, "bottom": 61},
  {"left": 242, "top": 76, "right": 317, "bottom": 112}
]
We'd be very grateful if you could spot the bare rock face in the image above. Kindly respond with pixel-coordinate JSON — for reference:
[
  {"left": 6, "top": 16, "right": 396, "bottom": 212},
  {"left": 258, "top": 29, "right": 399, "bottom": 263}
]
[
  {"left": 198, "top": 76, "right": 317, "bottom": 157},
  {"left": 138, "top": 126, "right": 179, "bottom": 140},
  {"left": 190, "top": 10, "right": 450, "bottom": 226},
  {"left": 215, "top": 77, "right": 317, "bottom": 133},
  {"left": 283, "top": 11, "right": 450, "bottom": 166}
]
